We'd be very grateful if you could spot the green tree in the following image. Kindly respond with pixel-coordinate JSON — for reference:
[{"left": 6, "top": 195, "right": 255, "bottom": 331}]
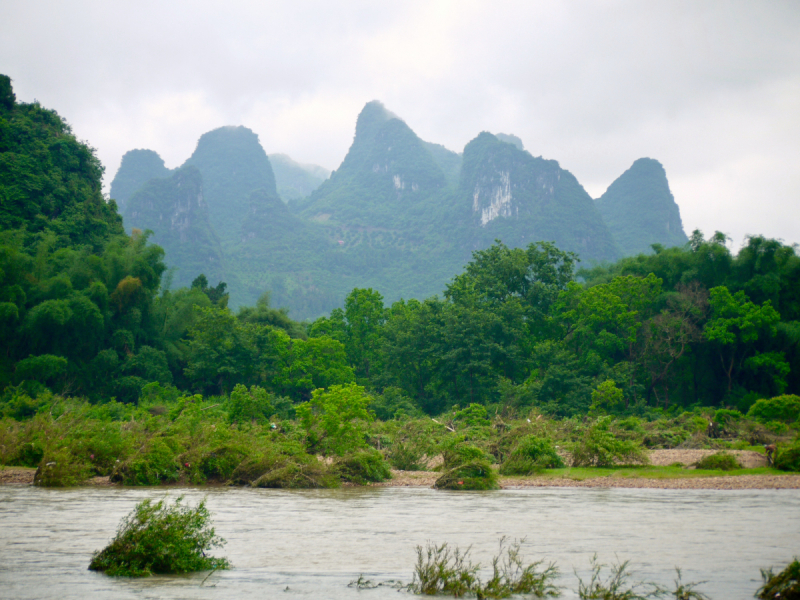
[
  {"left": 295, "top": 383, "right": 373, "bottom": 455},
  {"left": 704, "top": 286, "right": 780, "bottom": 392}
]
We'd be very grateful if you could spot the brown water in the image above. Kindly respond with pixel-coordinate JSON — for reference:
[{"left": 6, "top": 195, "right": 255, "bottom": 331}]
[{"left": 0, "top": 485, "right": 798, "bottom": 599}]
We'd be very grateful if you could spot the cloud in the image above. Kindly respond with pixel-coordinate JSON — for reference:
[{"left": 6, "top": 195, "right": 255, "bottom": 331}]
[{"left": 2, "top": 0, "right": 799, "bottom": 248}]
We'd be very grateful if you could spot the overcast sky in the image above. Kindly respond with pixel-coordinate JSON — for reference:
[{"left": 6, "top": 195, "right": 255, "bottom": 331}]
[{"left": 3, "top": 0, "right": 799, "bottom": 250}]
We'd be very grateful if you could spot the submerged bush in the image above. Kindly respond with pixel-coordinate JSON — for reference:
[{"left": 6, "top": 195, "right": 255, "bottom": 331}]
[
  {"left": 409, "top": 539, "right": 560, "bottom": 598},
  {"left": 435, "top": 459, "right": 499, "bottom": 490},
  {"left": 336, "top": 449, "right": 391, "bottom": 484},
  {"left": 577, "top": 556, "right": 655, "bottom": 600},
  {"left": 500, "top": 435, "right": 564, "bottom": 475},
  {"left": 480, "top": 538, "right": 560, "bottom": 598},
  {"left": 410, "top": 541, "right": 479, "bottom": 596},
  {"left": 89, "top": 496, "right": 229, "bottom": 577},
  {"left": 694, "top": 452, "right": 741, "bottom": 471},
  {"left": 757, "top": 558, "right": 800, "bottom": 599}
]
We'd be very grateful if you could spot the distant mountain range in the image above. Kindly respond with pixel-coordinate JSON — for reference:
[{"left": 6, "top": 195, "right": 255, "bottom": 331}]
[{"left": 113, "top": 101, "right": 687, "bottom": 319}]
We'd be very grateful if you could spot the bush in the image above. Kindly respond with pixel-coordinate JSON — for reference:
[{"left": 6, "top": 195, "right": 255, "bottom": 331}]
[
  {"left": 197, "top": 445, "right": 249, "bottom": 482},
  {"left": 454, "top": 403, "right": 490, "bottom": 428},
  {"left": 89, "top": 496, "right": 229, "bottom": 577},
  {"left": 388, "top": 439, "right": 426, "bottom": 471},
  {"left": 336, "top": 449, "right": 391, "bottom": 484},
  {"left": 435, "top": 459, "right": 499, "bottom": 490},
  {"left": 694, "top": 452, "right": 741, "bottom": 471},
  {"left": 747, "top": 395, "right": 800, "bottom": 424},
  {"left": 757, "top": 558, "right": 800, "bottom": 600},
  {"left": 251, "top": 455, "right": 338, "bottom": 489},
  {"left": 440, "top": 437, "right": 492, "bottom": 469},
  {"left": 713, "top": 408, "right": 743, "bottom": 427},
  {"left": 33, "top": 448, "right": 91, "bottom": 487},
  {"left": 571, "top": 417, "right": 648, "bottom": 467},
  {"left": 500, "top": 435, "right": 564, "bottom": 475},
  {"left": 775, "top": 444, "right": 800, "bottom": 472},
  {"left": 111, "top": 438, "right": 182, "bottom": 485}
]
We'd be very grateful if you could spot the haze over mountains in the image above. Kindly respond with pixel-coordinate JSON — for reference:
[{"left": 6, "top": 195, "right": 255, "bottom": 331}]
[{"left": 113, "top": 101, "right": 688, "bottom": 319}]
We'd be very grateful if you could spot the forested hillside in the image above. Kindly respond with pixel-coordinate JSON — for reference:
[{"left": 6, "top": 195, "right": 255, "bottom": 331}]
[
  {"left": 111, "top": 101, "right": 689, "bottom": 319},
  {"left": 596, "top": 158, "right": 688, "bottom": 256}
]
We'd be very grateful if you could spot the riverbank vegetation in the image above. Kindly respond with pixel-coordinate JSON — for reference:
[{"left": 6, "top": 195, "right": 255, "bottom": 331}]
[{"left": 1, "top": 73, "right": 799, "bottom": 488}]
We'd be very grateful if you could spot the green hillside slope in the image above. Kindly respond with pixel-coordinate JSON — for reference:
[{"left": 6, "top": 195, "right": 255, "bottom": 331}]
[
  {"left": 122, "top": 166, "right": 226, "bottom": 289},
  {"left": 596, "top": 158, "right": 688, "bottom": 256}
]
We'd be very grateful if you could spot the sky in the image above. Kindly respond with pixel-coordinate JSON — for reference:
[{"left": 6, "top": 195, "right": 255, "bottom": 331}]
[{"left": 2, "top": 0, "right": 799, "bottom": 250}]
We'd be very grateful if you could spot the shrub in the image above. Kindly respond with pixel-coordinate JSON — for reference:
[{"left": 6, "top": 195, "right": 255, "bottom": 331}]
[
  {"left": 33, "top": 448, "right": 91, "bottom": 487},
  {"left": 454, "top": 403, "right": 491, "bottom": 428},
  {"left": 440, "top": 437, "right": 492, "bottom": 469},
  {"left": 89, "top": 496, "right": 229, "bottom": 577},
  {"left": 571, "top": 417, "right": 648, "bottom": 467},
  {"left": 336, "top": 449, "right": 391, "bottom": 484},
  {"left": 111, "top": 439, "right": 182, "bottom": 485},
  {"left": 756, "top": 558, "right": 800, "bottom": 600},
  {"left": 388, "top": 440, "right": 426, "bottom": 471},
  {"left": 13, "top": 440, "right": 45, "bottom": 467},
  {"left": 251, "top": 455, "right": 338, "bottom": 489},
  {"left": 435, "top": 459, "right": 499, "bottom": 490},
  {"left": 775, "top": 444, "right": 800, "bottom": 472},
  {"left": 712, "top": 408, "right": 743, "bottom": 427},
  {"left": 694, "top": 452, "right": 741, "bottom": 471},
  {"left": 747, "top": 395, "right": 800, "bottom": 424},
  {"left": 369, "top": 387, "right": 420, "bottom": 421},
  {"left": 500, "top": 436, "right": 564, "bottom": 475},
  {"left": 197, "top": 445, "right": 249, "bottom": 482}
]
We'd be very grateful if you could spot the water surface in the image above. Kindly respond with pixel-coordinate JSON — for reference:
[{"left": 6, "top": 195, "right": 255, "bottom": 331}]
[{"left": 0, "top": 486, "right": 797, "bottom": 599}]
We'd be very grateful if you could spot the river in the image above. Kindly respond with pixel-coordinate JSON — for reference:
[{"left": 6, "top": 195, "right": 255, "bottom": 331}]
[{"left": 0, "top": 485, "right": 798, "bottom": 599}]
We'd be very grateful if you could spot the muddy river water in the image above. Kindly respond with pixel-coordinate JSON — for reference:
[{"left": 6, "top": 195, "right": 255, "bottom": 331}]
[{"left": 1, "top": 485, "right": 798, "bottom": 599}]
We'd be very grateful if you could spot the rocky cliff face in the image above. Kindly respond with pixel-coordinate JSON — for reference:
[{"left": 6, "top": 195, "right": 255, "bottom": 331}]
[
  {"left": 296, "top": 101, "right": 449, "bottom": 228},
  {"left": 595, "top": 158, "right": 688, "bottom": 256},
  {"left": 459, "top": 132, "right": 619, "bottom": 262},
  {"left": 122, "top": 166, "right": 225, "bottom": 288}
]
